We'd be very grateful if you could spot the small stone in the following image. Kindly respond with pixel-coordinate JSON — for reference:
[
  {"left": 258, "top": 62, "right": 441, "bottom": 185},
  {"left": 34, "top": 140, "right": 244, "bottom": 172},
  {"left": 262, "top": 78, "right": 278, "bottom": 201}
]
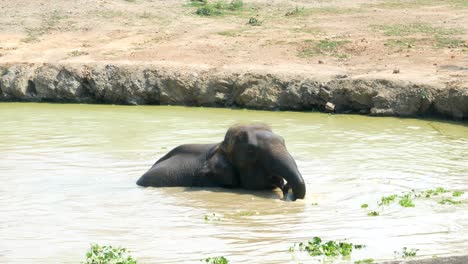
[
  {"left": 325, "top": 102, "right": 335, "bottom": 112},
  {"left": 393, "top": 68, "right": 400, "bottom": 74},
  {"left": 318, "top": 60, "right": 324, "bottom": 64}
]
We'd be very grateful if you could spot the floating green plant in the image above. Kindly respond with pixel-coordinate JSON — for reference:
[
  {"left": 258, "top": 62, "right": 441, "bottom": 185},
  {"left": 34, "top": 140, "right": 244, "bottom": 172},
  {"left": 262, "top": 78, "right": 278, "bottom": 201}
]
[
  {"left": 82, "top": 244, "right": 137, "bottom": 264},
  {"left": 289, "top": 237, "right": 365, "bottom": 257}
]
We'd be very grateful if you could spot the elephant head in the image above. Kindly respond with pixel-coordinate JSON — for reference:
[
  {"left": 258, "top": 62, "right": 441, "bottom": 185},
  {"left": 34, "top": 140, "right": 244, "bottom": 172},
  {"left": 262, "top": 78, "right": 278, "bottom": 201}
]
[{"left": 220, "top": 124, "right": 306, "bottom": 200}]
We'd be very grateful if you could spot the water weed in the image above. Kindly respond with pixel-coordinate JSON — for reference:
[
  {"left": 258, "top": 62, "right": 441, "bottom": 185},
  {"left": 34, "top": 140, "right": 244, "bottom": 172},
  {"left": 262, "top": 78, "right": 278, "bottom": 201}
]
[
  {"left": 289, "top": 237, "right": 365, "bottom": 257},
  {"left": 364, "top": 187, "right": 463, "bottom": 216},
  {"left": 82, "top": 244, "right": 137, "bottom": 264},
  {"left": 205, "top": 213, "right": 222, "bottom": 221},
  {"left": 367, "top": 211, "right": 380, "bottom": 216},
  {"left": 202, "top": 256, "right": 229, "bottom": 264},
  {"left": 395, "top": 247, "right": 419, "bottom": 258}
]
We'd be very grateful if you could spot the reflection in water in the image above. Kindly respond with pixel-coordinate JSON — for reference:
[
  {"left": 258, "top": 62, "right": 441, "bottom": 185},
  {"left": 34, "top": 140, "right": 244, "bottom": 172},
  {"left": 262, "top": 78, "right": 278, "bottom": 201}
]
[{"left": 0, "top": 103, "right": 467, "bottom": 263}]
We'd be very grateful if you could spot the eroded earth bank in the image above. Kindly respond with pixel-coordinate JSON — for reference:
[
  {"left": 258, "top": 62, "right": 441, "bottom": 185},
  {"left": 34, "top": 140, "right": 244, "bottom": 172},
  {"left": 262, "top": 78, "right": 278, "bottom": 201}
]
[{"left": 1, "top": 62, "right": 467, "bottom": 120}]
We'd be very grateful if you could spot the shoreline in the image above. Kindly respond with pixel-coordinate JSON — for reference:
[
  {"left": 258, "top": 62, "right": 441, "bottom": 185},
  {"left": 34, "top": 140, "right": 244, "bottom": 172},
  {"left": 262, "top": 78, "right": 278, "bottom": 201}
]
[{"left": 1, "top": 62, "right": 467, "bottom": 121}]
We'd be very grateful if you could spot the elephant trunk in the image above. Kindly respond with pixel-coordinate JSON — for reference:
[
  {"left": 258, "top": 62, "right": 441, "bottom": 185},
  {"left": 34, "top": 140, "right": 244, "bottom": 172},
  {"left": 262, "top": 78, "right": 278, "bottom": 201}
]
[{"left": 265, "top": 147, "right": 306, "bottom": 200}]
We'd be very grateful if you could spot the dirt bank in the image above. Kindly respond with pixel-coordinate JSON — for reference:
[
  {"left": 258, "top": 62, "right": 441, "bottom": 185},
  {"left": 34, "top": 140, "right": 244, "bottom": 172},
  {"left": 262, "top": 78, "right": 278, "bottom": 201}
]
[{"left": 1, "top": 62, "right": 467, "bottom": 120}]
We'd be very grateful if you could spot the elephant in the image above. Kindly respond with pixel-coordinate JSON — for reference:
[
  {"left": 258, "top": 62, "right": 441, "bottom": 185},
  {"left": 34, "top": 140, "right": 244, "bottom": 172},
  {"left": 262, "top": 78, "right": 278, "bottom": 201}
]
[{"left": 136, "top": 123, "right": 306, "bottom": 200}]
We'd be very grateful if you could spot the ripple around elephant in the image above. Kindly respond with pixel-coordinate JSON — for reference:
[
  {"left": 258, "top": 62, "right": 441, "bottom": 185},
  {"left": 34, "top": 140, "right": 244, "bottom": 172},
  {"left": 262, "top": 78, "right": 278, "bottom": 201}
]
[{"left": 136, "top": 123, "right": 306, "bottom": 200}]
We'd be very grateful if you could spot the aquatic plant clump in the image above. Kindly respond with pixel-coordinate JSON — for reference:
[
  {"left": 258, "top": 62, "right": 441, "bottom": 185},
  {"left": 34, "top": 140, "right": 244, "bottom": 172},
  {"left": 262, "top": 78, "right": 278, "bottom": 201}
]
[
  {"left": 202, "top": 256, "right": 229, "bottom": 264},
  {"left": 363, "top": 187, "right": 464, "bottom": 216},
  {"left": 289, "top": 237, "right": 365, "bottom": 257},
  {"left": 82, "top": 244, "right": 137, "bottom": 264}
]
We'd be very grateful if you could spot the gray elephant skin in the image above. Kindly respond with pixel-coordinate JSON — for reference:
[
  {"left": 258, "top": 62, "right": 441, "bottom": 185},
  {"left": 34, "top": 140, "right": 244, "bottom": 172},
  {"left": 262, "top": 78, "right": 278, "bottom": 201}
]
[{"left": 136, "top": 124, "right": 306, "bottom": 200}]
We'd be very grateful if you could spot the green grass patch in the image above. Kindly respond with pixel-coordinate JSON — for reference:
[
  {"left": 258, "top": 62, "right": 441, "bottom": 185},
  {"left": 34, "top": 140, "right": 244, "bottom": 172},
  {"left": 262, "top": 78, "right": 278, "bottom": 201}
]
[
  {"left": 384, "top": 38, "right": 422, "bottom": 49},
  {"left": 289, "top": 237, "right": 365, "bottom": 257},
  {"left": 361, "top": 204, "right": 368, "bottom": 208},
  {"left": 434, "top": 36, "right": 465, "bottom": 48},
  {"left": 379, "top": 23, "right": 465, "bottom": 50},
  {"left": 82, "top": 244, "right": 137, "bottom": 264},
  {"left": 372, "top": 23, "right": 463, "bottom": 37},
  {"left": 202, "top": 256, "right": 229, "bottom": 264},
  {"left": 190, "top": 0, "right": 244, "bottom": 16},
  {"left": 453, "top": 191, "right": 464, "bottom": 197},
  {"left": 298, "top": 39, "right": 351, "bottom": 58}
]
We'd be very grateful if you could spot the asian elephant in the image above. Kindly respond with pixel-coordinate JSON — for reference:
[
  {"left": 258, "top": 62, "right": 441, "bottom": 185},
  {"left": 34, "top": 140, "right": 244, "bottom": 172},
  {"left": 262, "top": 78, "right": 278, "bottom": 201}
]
[{"left": 136, "top": 124, "right": 306, "bottom": 200}]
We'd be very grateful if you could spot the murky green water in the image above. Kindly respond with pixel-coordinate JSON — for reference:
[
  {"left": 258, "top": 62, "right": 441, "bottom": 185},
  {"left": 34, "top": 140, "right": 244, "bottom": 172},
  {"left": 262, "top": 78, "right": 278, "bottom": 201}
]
[{"left": 0, "top": 103, "right": 467, "bottom": 263}]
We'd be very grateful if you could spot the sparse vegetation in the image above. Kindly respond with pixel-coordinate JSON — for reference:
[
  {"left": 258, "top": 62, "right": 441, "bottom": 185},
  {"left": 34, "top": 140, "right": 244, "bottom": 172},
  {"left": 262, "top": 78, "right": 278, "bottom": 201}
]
[
  {"left": 82, "top": 244, "right": 137, "bottom": 264},
  {"left": 434, "top": 36, "right": 465, "bottom": 48},
  {"left": 374, "top": 23, "right": 465, "bottom": 50},
  {"left": 21, "top": 10, "right": 70, "bottom": 43},
  {"left": 68, "top": 50, "right": 89, "bottom": 57},
  {"left": 298, "top": 39, "right": 350, "bottom": 58},
  {"left": 361, "top": 204, "right": 368, "bottom": 208},
  {"left": 372, "top": 23, "right": 462, "bottom": 37},
  {"left": 285, "top": 6, "right": 306, "bottom": 16},
  {"left": 191, "top": 0, "right": 244, "bottom": 16}
]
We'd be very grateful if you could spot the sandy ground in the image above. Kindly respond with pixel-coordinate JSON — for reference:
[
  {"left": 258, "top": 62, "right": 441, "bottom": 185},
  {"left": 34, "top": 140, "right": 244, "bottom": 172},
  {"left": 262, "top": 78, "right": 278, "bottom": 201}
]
[{"left": 0, "top": 0, "right": 467, "bottom": 85}]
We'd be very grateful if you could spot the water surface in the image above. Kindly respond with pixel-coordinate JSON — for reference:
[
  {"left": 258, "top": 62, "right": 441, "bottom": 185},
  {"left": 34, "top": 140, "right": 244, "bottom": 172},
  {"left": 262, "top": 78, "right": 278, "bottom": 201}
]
[{"left": 0, "top": 103, "right": 467, "bottom": 263}]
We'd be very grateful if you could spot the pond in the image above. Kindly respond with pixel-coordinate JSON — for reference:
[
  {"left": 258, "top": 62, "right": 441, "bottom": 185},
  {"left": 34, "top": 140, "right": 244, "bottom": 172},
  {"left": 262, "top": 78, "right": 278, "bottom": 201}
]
[{"left": 0, "top": 103, "right": 467, "bottom": 263}]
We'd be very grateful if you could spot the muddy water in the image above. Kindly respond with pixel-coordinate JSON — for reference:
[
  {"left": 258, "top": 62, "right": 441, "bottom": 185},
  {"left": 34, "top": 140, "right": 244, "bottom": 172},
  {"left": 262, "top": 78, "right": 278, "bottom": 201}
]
[{"left": 0, "top": 103, "right": 467, "bottom": 264}]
